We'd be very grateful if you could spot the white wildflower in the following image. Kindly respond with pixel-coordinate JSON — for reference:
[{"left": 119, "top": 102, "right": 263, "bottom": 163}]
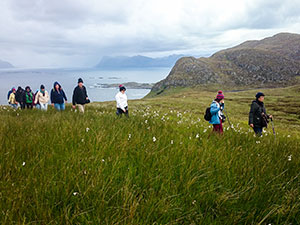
[
  {"left": 256, "top": 141, "right": 260, "bottom": 144},
  {"left": 81, "top": 139, "right": 84, "bottom": 142},
  {"left": 73, "top": 192, "right": 79, "bottom": 196},
  {"left": 171, "top": 140, "right": 174, "bottom": 144},
  {"left": 287, "top": 135, "right": 291, "bottom": 138},
  {"left": 22, "top": 162, "right": 26, "bottom": 166},
  {"left": 153, "top": 137, "right": 156, "bottom": 142},
  {"left": 203, "top": 129, "right": 207, "bottom": 133},
  {"left": 128, "top": 134, "right": 131, "bottom": 140},
  {"left": 192, "top": 200, "right": 196, "bottom": 205},
  {"left": 196, "top": 134, "right": 199, "bottom": 138},
  {"left": 145, "top": 120, "right": 148, "bottom": 124},
  {"left": 288, "top": 155, "right": 292, "bottom": 161},
  {"left": 86, "top": 127, "right": 90, "bottom": 132},
  {"left": 102, "top": 159, "right": 105, "bottom": 162}
]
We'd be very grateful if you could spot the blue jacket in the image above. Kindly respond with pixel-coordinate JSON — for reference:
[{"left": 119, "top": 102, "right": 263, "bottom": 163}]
[
  {"left": 209, "top": 101, "right": 224, "bottom": 124},
  {"left": 50, "top": 82, "right": 67, "bottom": 104}
]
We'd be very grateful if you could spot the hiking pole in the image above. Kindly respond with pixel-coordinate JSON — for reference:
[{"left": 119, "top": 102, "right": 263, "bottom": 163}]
[
  {"left": 270, "top": 117, "right": 276, "bottom": 140},
  {"left": 223, "top": 108, "right": 232, "bottom": 129}
]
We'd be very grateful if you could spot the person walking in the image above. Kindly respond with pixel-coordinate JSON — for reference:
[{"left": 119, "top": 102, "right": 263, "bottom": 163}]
[
  {"left": 72, "top": 78, "right": 89, "bottom": 113},
  {"left": 25, "top": 86, "right": 34, "bottom": 109},
  {"left": 8, "top": 88, "right": 18, "bottom": 109},
  {"left": 15, "top": 86, "right": 26, "bottom": 109},
  {"left": 50, "top": 82, "right": 67, "bottom": 111},
  {"left": 209, "top": 91, "right": 225, "bottom": 134},
  {"left": 35, "top": 85, "right": 50, "bottom": 111},
  {"left": 115, "top": 85, "right": 128, "bottom": 117},
  {"left": 249, "top": 92, "right": 273, "bottom": 136}
]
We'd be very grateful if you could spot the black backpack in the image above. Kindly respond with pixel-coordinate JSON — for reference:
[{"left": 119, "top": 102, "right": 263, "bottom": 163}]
[{"left": 204, "top": 107, "right": 212, "bottom": 121}]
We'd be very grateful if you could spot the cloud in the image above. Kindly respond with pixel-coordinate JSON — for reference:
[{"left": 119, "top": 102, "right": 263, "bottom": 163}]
[{"left": 0, "top": 0, "right": 300, "bottom": 67}]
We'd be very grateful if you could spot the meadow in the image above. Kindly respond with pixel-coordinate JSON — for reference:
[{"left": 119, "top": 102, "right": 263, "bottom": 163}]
[{"left": 0, "top": 85, "right": 300, "bottom": 224}]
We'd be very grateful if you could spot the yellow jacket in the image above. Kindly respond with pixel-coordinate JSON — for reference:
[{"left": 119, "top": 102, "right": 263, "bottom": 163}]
[{"left": 9, "top": 93, "right": 17, "bottom": 104}]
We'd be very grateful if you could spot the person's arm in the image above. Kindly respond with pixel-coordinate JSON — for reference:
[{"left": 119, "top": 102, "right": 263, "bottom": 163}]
[
  {"left": 84, "top": 87, "right": 88, "bottom": 99},
  {"left": 34, "top": 92, "right": 39, "bottom": 104},
  {"left": 62, "top": 90, "right": 67, "bottom": 102},
  {"left": 249, "top": 102, "right": 256, "bottom": 126},
  {"left": 72, "top": 88, "right": 76, "bottom": 106},
  {"left": 8, "top": 93, "right": 13, "bottom": 104}
]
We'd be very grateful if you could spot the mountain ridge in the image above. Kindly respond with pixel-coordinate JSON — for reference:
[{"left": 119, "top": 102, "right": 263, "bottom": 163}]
[{"left": 151, "top": 33, "right": 300, "bottom": 95}]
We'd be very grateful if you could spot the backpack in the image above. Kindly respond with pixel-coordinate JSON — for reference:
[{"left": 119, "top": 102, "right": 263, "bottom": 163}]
[{"left": 204, "top": 107, "right": 212, "bottom": 121}]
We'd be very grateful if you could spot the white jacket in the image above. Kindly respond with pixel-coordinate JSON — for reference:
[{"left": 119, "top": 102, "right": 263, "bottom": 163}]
[
  {"left": 115, "top": 92, "right": 128, "bottom": 110},
  {"left": 34, "top": 91, "right": 49, "bottom": 104}
]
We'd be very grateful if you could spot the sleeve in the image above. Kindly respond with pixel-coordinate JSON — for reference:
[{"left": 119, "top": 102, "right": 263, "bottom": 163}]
[
  {"left": 62, "top": 90, "right": 67, "bottom": 101},
  {"left": 72, "top": 88, "right": 76, "bottom": 105},
  {"left": 50, "top": 90, "right": 54, "bottom": 103},
  {"left": 84, "top": 87, "right": 88, "bottom": 98},
  {"left": 249, "top": 102, "right": 255, "bottom": 125},
  {"left": 8, "top": 93, "right": 13, "bottom": 103},
  {"left": 34, "top": 92, "right": 39, "bottom": 104},
  {"left": 46, "top": 91, "right": 50, "bottom": 102}
]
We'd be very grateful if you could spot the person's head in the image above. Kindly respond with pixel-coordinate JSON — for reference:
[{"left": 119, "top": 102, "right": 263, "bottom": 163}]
[
  {"left": 17, "top": 86, "right": 22, "bottom": 91},
  {"left": 12, "top": 88, "right": 16, "bottom": 93},
  {"left": 54, "top": 82, "right": 60, "bottom": 90},
  {"left": 78, "top": 78, "right": 84, "bottom": 88},
  {"left": 119, "top": 84, "right": 126, "bottom": 93},
  {"left": 25, "top": 86, "right": 30, "bottom": 92},
  {"left": 256, "top": 92, "right": 265, "bottom": 102},
  {"left": 40, "top": 85, "right": 45, "bottom": 91},
  {"left": 215, "top": 90, "right": 224, "bottom": 103}
]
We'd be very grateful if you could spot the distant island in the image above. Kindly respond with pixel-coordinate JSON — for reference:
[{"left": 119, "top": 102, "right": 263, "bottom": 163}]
[
  {"left": 95, "top": 54, "right": 185, "bottom": 69},
  {"left": 91, "top": 82, "right": 154, "bottom": 89},
  {"left": 0, "top": 59, "right": 14, "bottom": 69}
]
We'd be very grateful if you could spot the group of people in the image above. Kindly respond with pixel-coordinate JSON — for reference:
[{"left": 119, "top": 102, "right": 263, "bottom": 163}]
[
  {"left": 7, "top": 78, "right": 89, "bottom": 113},
  {"left": 8, "top": 81, "right": 270, "bottom": 135},
  {"left": 7, "top": 78, "right": 129, "bottom": 116},
  {"left": 208, "top": 90, "right": 272, "bottom": 136}
]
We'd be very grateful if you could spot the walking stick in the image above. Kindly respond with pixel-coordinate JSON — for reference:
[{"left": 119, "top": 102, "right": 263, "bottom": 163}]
[
  {"left": 270, "top": 117, "right": 276, "bottom": 140},
  {"left": 223, "top": 108, "right": 232, "bottom": 128}
]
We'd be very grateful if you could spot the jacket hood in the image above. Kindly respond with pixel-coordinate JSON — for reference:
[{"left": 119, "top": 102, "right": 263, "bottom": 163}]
[{"left": 53, "top": 82, "right": 61, "bottom": 89}]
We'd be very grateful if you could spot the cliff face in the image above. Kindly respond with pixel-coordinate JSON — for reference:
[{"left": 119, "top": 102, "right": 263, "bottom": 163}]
[
  {"left": 0, "top": 59, "right": 14, "bottom": 69},
  {"left": 151, "top": 33, "right": 300, "bottom": 94}
]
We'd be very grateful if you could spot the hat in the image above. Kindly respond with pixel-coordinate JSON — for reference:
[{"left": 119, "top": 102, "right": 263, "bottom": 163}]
[
  {"left": 216, "top": 90, "right": 224, "bottom": 100},
  {"left": 40, "top": 85, "right": 45, "bottom": 89},
  {"left": 255, "top": 92, "right": 265, "bottom": 99},
  {"left": 119, "top": 84, "right": 126, "bottom": 91},
  {"left": 78, "top": 78, "right": 84, "bottom": 83},
  {"left": 12, "top": 88, "right": 16, "bottom": 91}
]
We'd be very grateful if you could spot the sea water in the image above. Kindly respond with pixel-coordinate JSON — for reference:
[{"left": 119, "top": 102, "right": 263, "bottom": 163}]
[{"left": 0, "top": 67, "right": 170, "bottom": 105}]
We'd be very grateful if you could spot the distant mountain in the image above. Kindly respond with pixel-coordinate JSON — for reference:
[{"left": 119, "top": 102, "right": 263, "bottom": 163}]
[
  {"left": 0, "top": 59, "right": 14, "bottom": 69},
  {"left": 95, "top": 54, "right": 185, "bottom": 69},
  {"left": 151, "top": 33, "right": 300, "bottom": 95}
]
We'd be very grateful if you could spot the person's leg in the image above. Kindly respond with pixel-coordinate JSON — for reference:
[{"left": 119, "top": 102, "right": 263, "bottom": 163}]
[
  {"left": 36, "top": 104, "right": 41, "bottom": 110},
  {"left": 116, "top": 108, "right": 123, "bottom": 117},
  {"left": 44, "top": 103, "right": 48, "bottom": 111},
  {"left": 54, "top": 103, "right": 61, "bottom": 111},
  {"left": 78, "top": 104, "right": 84, "bottom": 113},
  {"left": 60, "top": 103, "right": 65, "bottom": 111},
  {"left": 124, "top": 106, "right": 129, "bottom": 117},
  {"left": 253, "top": 127, "right": 262, "bottom": 136},
  {"left": 219, "top": 120, "right": 223, "bottom": 134}
]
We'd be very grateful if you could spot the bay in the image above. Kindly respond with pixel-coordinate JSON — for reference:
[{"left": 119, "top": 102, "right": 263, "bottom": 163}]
[{"left": 0, "top": 67, "right": 170, "bottom": 105}]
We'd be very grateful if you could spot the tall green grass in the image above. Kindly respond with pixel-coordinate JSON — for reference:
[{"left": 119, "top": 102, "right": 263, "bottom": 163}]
[{"left": 1, "top": 87, "right": 300, "bottom": 224}]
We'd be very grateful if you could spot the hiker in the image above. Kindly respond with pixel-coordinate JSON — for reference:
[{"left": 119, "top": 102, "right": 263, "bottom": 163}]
[
  {"left": 115, "top": 85, "right": 128, "bottom": 117},
  {"left": 72, "top": 78, "right": 89, "bottom": 113},
  {"left": 8, "top": 88, "right": 18, "bottom": 109},
  {"left": 25, "top": 86, "right": 34, "bottom": 109},
  {"left": 7, "top": 87, "right": 15, "bottom": 101},
  {"left": 249, "top": 92, "right": 273, "bottom": 136},
  {"left": 35, "top": 85, "right": 49, "bottom": 111},
  {"left": 50, "top": 82, "right": 67, "bottom": 111},
  {"left": 15, "top": 86, "right": 26, "bottom": 109},
  {"left": 209, "top": 91, "right": 225, "bottom": 134}
]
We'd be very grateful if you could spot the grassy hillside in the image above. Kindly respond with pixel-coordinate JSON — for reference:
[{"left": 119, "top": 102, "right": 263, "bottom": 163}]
[{"left": 1, "top": 86, "right": 300, "bottom": 224}]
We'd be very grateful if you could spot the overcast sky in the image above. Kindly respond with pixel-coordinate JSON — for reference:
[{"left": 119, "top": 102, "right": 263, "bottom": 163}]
[{"left": 1, "top": 0, "right": 300, "bottom": 68}]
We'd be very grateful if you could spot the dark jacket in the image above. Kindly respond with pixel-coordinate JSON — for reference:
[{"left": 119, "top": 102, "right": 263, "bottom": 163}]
[
  {"left": 15, "top": 87, "right": 25, "bottom": 103},
  {"left": 249, "top": 100, "right": 269, "bottom": 128},
  {"left": 50, "top": 82, "right": 67, "bottom": 104},
  {"left": 72, "top": 85, "right": 88, "bottom": 105}
]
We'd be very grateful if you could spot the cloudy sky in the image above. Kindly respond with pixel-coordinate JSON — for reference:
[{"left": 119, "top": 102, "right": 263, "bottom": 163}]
[{"left": 1, "top": 0, "right": 300, "bottom": 68}]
